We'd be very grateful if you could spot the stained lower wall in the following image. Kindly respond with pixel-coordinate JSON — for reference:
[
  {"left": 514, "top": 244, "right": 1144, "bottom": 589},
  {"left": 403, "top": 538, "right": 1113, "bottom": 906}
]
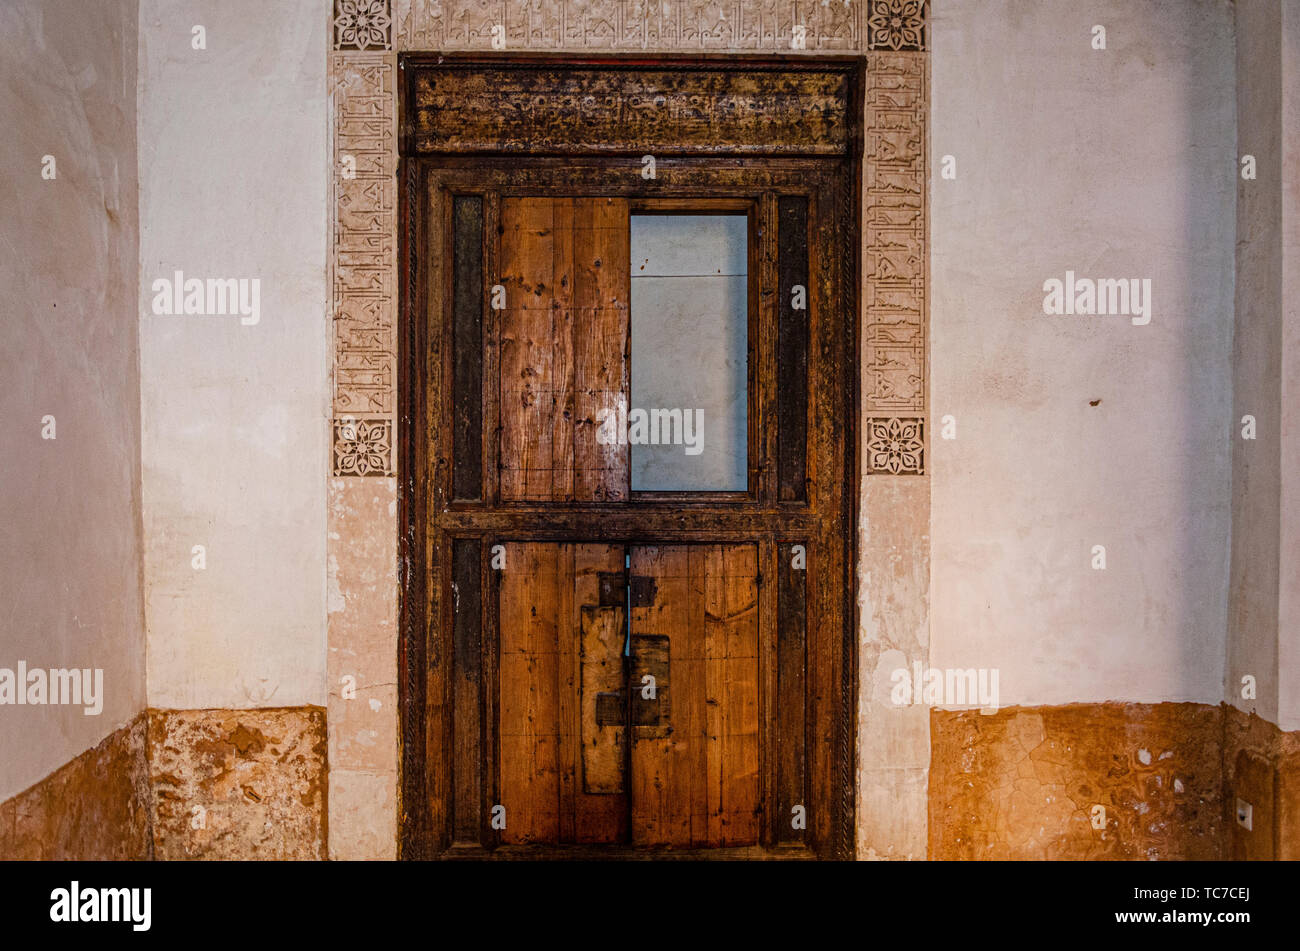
[
  {"left": 929, "top": 702, "right": 1300, "bottom": 860},
  {"left": 0, "top": 715, "right": 152, "bottom": 860},
  {"left": 0, "top": 706, "right": 329, "bottom": 861},
  {"left": 147, "top": 707, "right": 327, "bottom": 860},
  {"left": 1221, "top": 704, "right": 1300, "bottom": 860},
  {"left": 930, "top": 703, "right": 1223, "bottom": 860}
]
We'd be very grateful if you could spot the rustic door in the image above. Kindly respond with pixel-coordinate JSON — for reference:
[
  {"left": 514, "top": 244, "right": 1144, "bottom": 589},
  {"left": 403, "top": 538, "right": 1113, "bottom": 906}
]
[
  {"left": 495, "top": 541, "right": 760, "bottom": 848},
  {"left": 400, "top": 56, "right": 860, "bottom": 860},
  {"left": 492, "top": 197, "right": 763, "bottom": 849}
]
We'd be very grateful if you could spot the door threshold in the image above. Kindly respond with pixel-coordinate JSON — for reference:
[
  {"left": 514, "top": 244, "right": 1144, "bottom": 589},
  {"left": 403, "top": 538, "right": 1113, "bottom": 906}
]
[{"left": 437, "top": 843, "right": 818, "bottom": 861}]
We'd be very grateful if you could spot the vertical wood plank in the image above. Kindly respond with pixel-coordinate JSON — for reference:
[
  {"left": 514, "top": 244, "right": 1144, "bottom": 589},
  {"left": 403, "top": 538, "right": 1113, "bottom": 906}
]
[
  {"left": 777, "top": 195, "right": 809, "bottom": 503},
  {"left": 482, "top": 193, "right": 502, "bottom": 506},
  {"left": 482, "top": 536, "right": 501, "bottom": 848},
  {"left": 683, "top": 546, "right": 709, "bottom": 845},
  {"left": 573, "top": 197, "right": 630, "bottom": 501},
  {"left": 704, "top": 545, "right": 725, "bottom": 847},
  {"left": 630, "top": 546, "right": 680, "bottom": 846},
  {"left": 755, "top": 196, "right": 778, "bottom": 506},
  {"left": 758, "top": 537, "right": 778, "bottom": 847},
  {"left": 719, "top": 544, "right": 760, "bottom": 845},
  {"left": 495, "top": 540, "right": 529, "bottom": 843},
  {"left": 498, "top": 542, "right": 561, "bottom": 843},
  {"left": 550, "top": 199, "right": 576, "bottom": 501},
  {"left": 631, "top": 544, "right": 758, "bottom": 849},
  {"left": 554, "top": 543, "right": 577, "bottom": 843},
  {"left": 499, "top": 199, "right": 558, "bottom": 501},
  {"left": 451, "top": 538, "right": 482, "bottom": 844},
  {"left": 402, "top": 162, "right": 436, "bottom": 856},
  {"left": 529, "top": 545, "right": 562, "bottom": 844},
  {"left": 452, "top": 196, "right": 484, "bottom": 500},
  {"left": 776, "top": 542, "right": 808, "bottom": 844}
]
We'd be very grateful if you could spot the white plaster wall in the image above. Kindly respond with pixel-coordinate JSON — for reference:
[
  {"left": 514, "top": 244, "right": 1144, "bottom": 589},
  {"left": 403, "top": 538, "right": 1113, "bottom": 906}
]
[
  {"left": 1229, "top": 0, "right": 1281, "bottom": 727},
  {"left": 930, "top": 0, "right": 1235, "bottom": 708},
  {"left": 0, "top": 0, "right": 145, "bottom": 801},
  {"left": 138, "top": 0, "right": 329, "bottom": 709}
]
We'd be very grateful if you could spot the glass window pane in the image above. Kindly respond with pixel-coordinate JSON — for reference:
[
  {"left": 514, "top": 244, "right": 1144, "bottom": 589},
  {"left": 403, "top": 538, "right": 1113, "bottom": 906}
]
[{"left": 629, "top": 214, "right": 747, "bottom": 492}]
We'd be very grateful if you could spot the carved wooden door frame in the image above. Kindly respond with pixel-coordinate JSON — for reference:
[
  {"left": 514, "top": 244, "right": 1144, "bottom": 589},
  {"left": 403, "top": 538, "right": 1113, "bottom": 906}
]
[{"left": 398, "top": 53, "right": 863, "bottom": 859}]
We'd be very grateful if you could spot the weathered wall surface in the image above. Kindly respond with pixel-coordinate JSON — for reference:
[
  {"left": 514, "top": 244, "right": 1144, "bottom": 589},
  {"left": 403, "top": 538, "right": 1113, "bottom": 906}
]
[
  {"left": 1221, "top": 705, "right": 1300, "bottom": 860},
  {"left": 137, "top": 0, "right": 330, "bottom": 714},
  {"left": 930, "top": 703, "right": 1223, "bottom": 860},
  {"left": 923, "top": 0, "right": 1239, "bottom": 859},
  {"left": 0, "top": 715, "right": 152, "bottom": 860},
  {"left": 0, "top": 0, "right": 147, "bottom": 813},
  {"left": 929, "top": 0, "right": 1235, "bottom": 708},
  {"left": 147, "top": 707, "right": 327, "bottom": 859}
]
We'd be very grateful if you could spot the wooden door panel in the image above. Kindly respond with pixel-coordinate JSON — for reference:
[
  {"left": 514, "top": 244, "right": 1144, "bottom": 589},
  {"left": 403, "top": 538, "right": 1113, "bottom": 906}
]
[
  {"left": 498, "top": 197, "right": 567, "bottom": 501},
  {"left": 498, "top": 542, "right": 627, "bottom": 845},
  {"left": 404, "top": 141, "right": 856, "bottom": 859},
  {"left": 629, "top": 544, "right": 760, "bottom": 848},
  {"left": 498, "top": 198, "right": 630, "bottom": 502}
]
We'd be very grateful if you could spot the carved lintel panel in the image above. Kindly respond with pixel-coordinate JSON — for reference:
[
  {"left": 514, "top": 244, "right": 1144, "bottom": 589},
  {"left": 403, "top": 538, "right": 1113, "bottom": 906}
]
[
  {"left": 332, "top": 51, "right": 397, "bottom": 475},
  {"left": 394, "top": 0, "right": 865, "bottom": 52},
  {"left": 408, "top": 62, "right": 851, "bottom": 156},
  {"left": 863, "top": 51, "right": 926, "bottom": 471}
]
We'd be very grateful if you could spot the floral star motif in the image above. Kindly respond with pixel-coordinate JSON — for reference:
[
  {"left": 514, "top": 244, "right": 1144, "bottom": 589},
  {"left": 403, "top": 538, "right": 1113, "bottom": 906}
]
[
  {"left": 867, "top": 0, "right": 925, "bottom": 51},
  {"left": 335, "top": 418, "right": 393, "bottom": 476},
  {"left": 335, "top": 0, "right": 392, "bottom": 51},
  {"left": 867, "top": 417, "right": 924, "bottom": 474}
]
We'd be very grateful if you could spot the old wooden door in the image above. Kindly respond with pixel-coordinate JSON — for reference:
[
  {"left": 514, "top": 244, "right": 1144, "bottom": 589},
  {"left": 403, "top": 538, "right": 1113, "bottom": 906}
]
[{"left": 400, "top": 56, "right": 860, "bottom": 859}]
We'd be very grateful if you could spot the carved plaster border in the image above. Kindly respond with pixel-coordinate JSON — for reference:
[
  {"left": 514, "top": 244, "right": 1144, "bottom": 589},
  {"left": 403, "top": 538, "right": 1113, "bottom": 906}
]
[{"left": 327, "top": 0, "right": 929, "bottom": 859}]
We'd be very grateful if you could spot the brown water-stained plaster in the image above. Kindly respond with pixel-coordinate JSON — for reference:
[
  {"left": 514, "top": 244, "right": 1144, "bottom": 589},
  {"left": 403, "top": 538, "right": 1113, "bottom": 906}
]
[
  {"left": 930, "top": 702, "right": 1224, "bottom": 860},
  {"left": 0, "top": 713, "right": 152, "bottom": 861},
  {"left": 1221, "top": 704, "right": 1300, "bottom": 860},
  {"left": 147, "top": 706, "right": 328, "bottom": 860}
]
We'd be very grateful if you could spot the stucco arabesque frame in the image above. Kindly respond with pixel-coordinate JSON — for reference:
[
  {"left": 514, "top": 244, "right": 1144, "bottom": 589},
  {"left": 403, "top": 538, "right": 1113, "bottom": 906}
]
[{"left": 326, "top": 0, "right": 928, "bottom": 860}]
